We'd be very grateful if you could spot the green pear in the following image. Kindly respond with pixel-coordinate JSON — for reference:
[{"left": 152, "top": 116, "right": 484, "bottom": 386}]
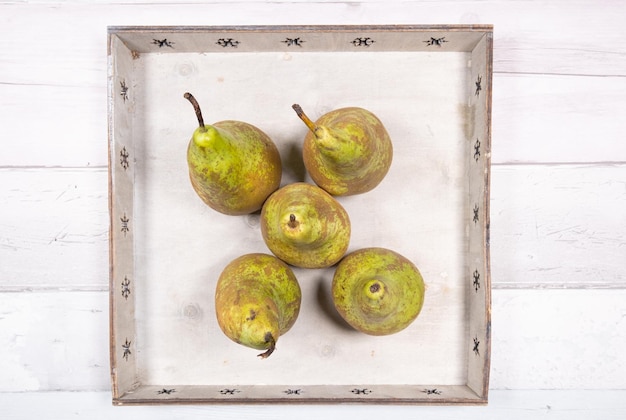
[
  {"left": 331, "top": 247, "right": 425, "bottom": 336},
  {"left": 215, "top": 253, "right": 302, "bottom": 358},
  {"left": 184, "top": 92, "right": 282, "bottom": 215},
  {"left": 260, "top": 182, "right": 350, "bottom": 269},
  {"left": 292, "top": 104, "right": 393, "bottom": 196}
]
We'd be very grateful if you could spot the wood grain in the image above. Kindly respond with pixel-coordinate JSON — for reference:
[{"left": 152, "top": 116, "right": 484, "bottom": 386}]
[
  {"left": 1, "top": 289, "right": 625, "bottom": 392},
  {"left": 1, "top": 0, "right": 626, "bottom": 415},
  {"left": 1, "top": 390, "right": 625, "bottom": 419},
  {"left": 491, "top": 163, "right": 626, "bottom": 288},
  {"left": 0, "top": 168, "right": 109, "bottom": 290},
  {"left": 2, "top": 164, "right": 622, "bottom": 290},
  {"left": 2, "top": 3, "right": 625, "bottom": 165}
]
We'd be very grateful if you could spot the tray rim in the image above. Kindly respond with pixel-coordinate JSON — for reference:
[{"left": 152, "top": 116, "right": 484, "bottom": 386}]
[{"left": 107, "top": 23, "right": 493, "bottom": 405}]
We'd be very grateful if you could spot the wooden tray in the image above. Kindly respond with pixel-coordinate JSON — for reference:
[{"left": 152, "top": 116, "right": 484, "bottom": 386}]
[{"left": 108, "top": 24, "right": 492, "bottom": 405}]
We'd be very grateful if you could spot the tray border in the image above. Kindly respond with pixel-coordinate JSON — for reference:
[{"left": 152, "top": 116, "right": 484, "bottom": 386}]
[{"left": 107, "top": 24, "right": 493, "bottom": 405}]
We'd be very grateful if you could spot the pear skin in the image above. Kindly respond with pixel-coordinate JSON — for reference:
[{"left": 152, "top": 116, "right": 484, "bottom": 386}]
[
  {"left": 331, "top": 247, "right": 425, "bottom": 336},
  {"left": 260, "top": 182, "right": 351, "bottom": 269},
  {"left": 293, "top": 105, "right": 392, "bottom": 196},
  {"left": 215, "top": 253, "right": 301, "bottom": 358},
  {"left": 185, "top": 93, "right": 282, "bottom": 215}
]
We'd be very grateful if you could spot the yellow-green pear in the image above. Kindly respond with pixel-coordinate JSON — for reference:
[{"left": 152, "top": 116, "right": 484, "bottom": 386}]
[
  {"left": 292, "top": 104, "right": 392, "bottom": 196},
  {"left": 260, "top": 182, "right": 350, "bottom": 269},
  {"left": 184, "top": 92, "right": 282, "bottom": 215},
  {"left": 332, "top": 247, "right": 425, "bottom": 336},
  {"left": 215, "top": 253, "right": 301, "bottom": 358}
]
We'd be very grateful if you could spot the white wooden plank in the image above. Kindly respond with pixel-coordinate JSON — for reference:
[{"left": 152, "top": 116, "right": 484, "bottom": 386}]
[
  {"left": 491, "top": 163, "right": 626, "bottom": 288},
  {"left": 1, "top": 390, "right": 626, "bottom": 419},
  {"left": 492, "top": 74, "right": 626, "bottom": 164},
  {"left": 0, "top": 291, "right": 110, "bottom": 392},
  {"left": 0, "top": 168, "right": 109, "bottom": 290},
  {"left": 2, "top": 2, "right": 625, "bottom": 166},
  {"left": 0, "top": 0, "right": 624, "bottom": 416},
  {"left": 3, "top": 73, "right": 625, "bottom": 167},
  {"left": 491, "top": 289, "right": 626, "bottom": 390},
  {"left": 1, "top": 1, "right": 624, "bottom": 81},
  {"left": 2, "top": 289, "right": 625, "bottom": 392},
  {"left": 2, "top": 163, "right": 623, "bottom": 290}
]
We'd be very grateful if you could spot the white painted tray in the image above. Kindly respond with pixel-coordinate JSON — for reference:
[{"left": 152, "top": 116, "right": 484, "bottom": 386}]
[{"left": 108, "top": 25, "right": 492, "bottom": 405}]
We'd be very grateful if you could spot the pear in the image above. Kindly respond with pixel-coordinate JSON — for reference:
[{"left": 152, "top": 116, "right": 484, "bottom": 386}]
[
  {"left": 215, "top": 253, "right": 302, "bottom": 358},
  {"left": 331, "top": 247, "right": 425, "bottom": 336},
  {"left": 292, "top": 104, "right": 393, "bottom": 196},
  {"left": 184, "top": 92, "right": 282, "bottom": 215},
  {"left": 260, "top": 182, "right": 350, "bottom": 269}
]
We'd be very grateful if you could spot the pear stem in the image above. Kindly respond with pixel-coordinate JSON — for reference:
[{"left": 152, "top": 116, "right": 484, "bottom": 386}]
[
  {"left": 288, "top": 213, "right": 299, "bottom": 229},
  {"left": 184, "top": 92, "right": 206, "bottom": 131},
  {"left": 369, "top": 282, "right": 381, "bottom": 293},
  {"left": 257, "top": 333, "right": 276, "bottom": 359},
  {"left": 292, "top": 104, "right": 317, "bottom": 133}
]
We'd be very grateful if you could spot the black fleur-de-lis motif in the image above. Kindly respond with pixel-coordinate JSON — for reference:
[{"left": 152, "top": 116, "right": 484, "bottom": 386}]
[
  {"left": 120, "top": 80, "right": 129, "bottom": 102},
  {"left": 284, "top": 389, "right": 303, "bottom": 395},
  {"left": 351, "top": 388, "right": 373, "bottom": 395},
  {"left": 219, "top": 388, "right": 240, "bottom": 395},
  {"left": 121, "top": 276, "right": 131, "bottom": 300},
  {"left": 473, "top": 270, "right": 480, "bottom": 292},
  {"left": 473, "top": 204, "right": 479, "bottom": 224},
  {"left": 475, "top": 75, "right": 482, "bottom": 96},
  {"left": 120, "top": 213, "right": 130, "bottom": 236},
  {"left": 152, "top": 38, "right": 174, "bottom": 48},
  {"left": 122, "top": 338, "right": 132, "bottom": 360},
  {"left": 216, "top": 38, "right": 239, "bottom": 48},
  {"left": 283, "top": 37, "right": 304, "bottom": 47},
  {"left": 120, "top": 147, "right": 129, "bottom": 170},
  {"left": 474, "top": 138, "right": 481, "bottom": 162},
  {"left": 351, "top": 37, "right": 375, "bottom": 47},
  {"left": 157, "top": 388, "right": 176, "bottom": 395},
  {"left": 473, "top": 337, "right": 480, "bottom": 356},
  {"left": 423, "top": 388, "right": 442, "bottom": 395},
  {"left": 424, "top": 37, "right": 448, "bottom": 47}
]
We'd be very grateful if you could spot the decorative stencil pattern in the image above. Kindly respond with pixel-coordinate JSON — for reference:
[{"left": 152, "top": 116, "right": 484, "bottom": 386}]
[
  {"left": 219, "top": 388, "right": 241, "bottom": 395},
  {"left": 157, "top": 388, "right": 176, "bottom": 395},
  {"left": 474, "top": 138, "right": 481, "bottom": 162},
  {"left": 122, "top": 338, "right": 132, "bottom": 361},
  {"left": 121, "top": 276, "right": 131, "bottom": 300},
  {"left": 423, "top": 388, "right": 442, "bottom": 395},
  {"left": 283, "top": 37, "right": 304, "bottom": 47},
  {"left": 120, "top": 213, "right": 130, "bottom": 236},
  {"left": 284, "top": 389, "right": 303, "bottom": 395},
  {"left": 424, "top": 37, "right": 448, "bottom": 47},
  {"left": 473, "top": 337, "right": 480, "bottom": 356},
  {"left": 473, "top": 270, "right": 481, "bottom": 293},
  {"left": 473, "top": 204, "right": 480, "bottom": 224},
  {"left": 351, "top": 388, "right": 373, "bottom": 395},
  {"left": 152, "top": 38, "right": 174, "bottom": 48},
  {"left": 475, "top": 74, "right": 482, "bottom": 96},
  {"left": 120, "top": 80, "right": 129, "bottom": 102},
  {"left": 351, "top": 37, "right": 375, "bottom": 47},
  {"left": 216, "top": 38, "right": 240, "bottom": 48},
  {"left": 119, "top": 147, "right": 129, "bottom": 170}
]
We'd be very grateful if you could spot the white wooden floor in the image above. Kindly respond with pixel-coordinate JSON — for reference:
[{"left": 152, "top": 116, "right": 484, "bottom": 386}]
[{"left": 1, "top": 0, "right": 625, "bottom": 417}]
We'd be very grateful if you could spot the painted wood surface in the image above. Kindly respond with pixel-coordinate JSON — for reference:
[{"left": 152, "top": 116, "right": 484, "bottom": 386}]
[
  {"left": 1, "top": 289, "right": 625, "bottom": 393},
  {"left": 3, "top": 390, "right": 626, "bottom": 419},
  {"left": 1, "top": 0, "right": 625, "bottom": 416},
  {"left": 2, "top": 2, "right": 626, "bottom": 167},
  {"left": 2, "top": 164, "right": 623, "bottom": 290}
]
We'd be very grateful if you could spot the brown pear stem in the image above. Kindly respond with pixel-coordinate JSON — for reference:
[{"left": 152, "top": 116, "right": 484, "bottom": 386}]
[
  {"left": 184, "top": 92, "right": 206, "bottom": 131},
  {"left": 288, "top": 213, "right": 299, "bottom": 229},
  {"left": 292, "top": 104, "right": 317, "bottom": 132},
  {"left": 257, "top": 333, "right": 276, "bottom": 359},
  {"left": 369, "top": 282, "right": 381, "bottom": 293}
]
